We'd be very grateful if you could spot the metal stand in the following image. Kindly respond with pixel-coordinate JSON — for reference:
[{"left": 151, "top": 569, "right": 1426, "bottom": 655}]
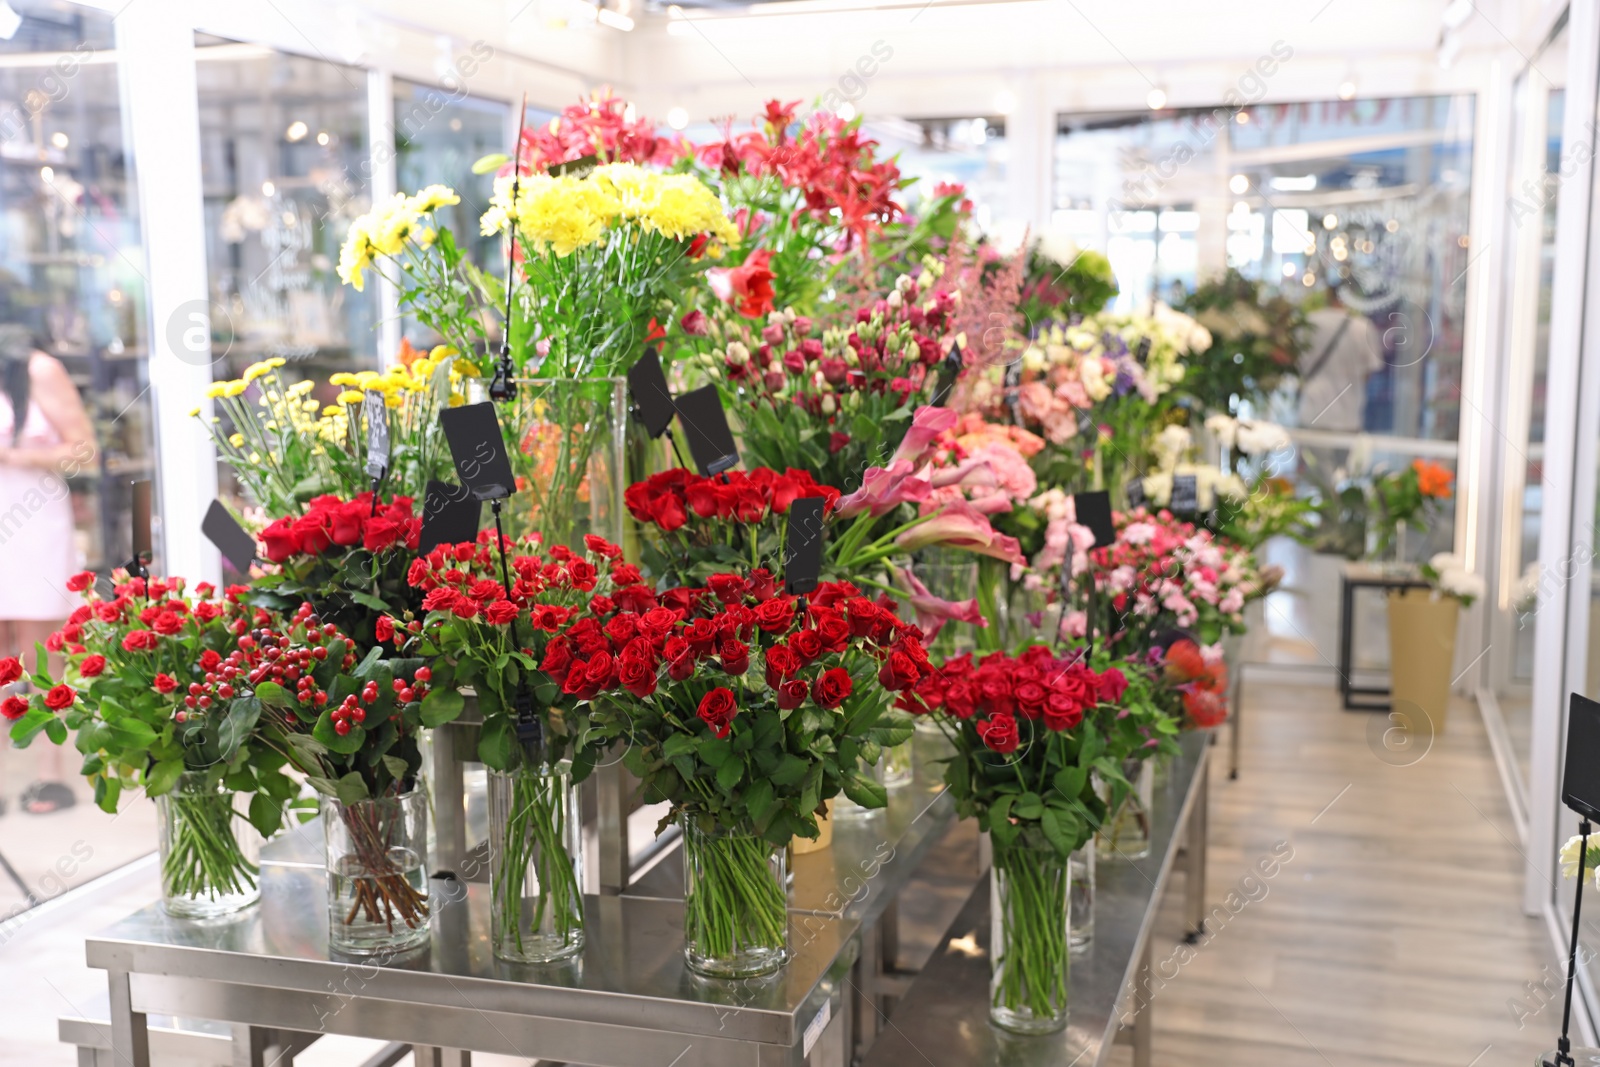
[{"left": 1549, "top": 819, "right": 1593, "bottom": 1067}]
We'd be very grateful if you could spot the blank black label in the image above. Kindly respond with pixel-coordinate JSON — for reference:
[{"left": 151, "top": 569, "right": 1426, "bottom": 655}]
[
  {"left": 202, "top": 500, "right": 257, "bottom": 575},
  {"left": 1565, "top": 693, "right": 1600, "bottom": 822},
  {"left": 1074, "top": 490, "right": 1116, "bottom": 549},
  {"left": 931, "top": 341, "right": 963, "bottom": 407},
  {"left": 1170, "top": 474, "right": 1199, "bottom": 513},
  {"left": 675, "top": 385, "right": 740, "bottom": 477},
  {"left": 131, "top": 480, "right": 152, "bottom": 560},
  {"left": 440, "top": 403, "right": 516, "bottom": 502},
  {"left": 628, "top": 348, "right": 676, "bottom": 438},
  {"left": 364, "top": 390, "right": 391, "bottom": 482},
  {"left": 1127, "top": 479, "right": 1147, "bottom": 510},
  {"left": 549, "top": 153, "right": 598, "bottom": 178},
  {"left": 419, "top": 480, "right": 482, "bottom": 555},
  {"left": 783, "top": 497, "right": 825, "bottom": 596}
]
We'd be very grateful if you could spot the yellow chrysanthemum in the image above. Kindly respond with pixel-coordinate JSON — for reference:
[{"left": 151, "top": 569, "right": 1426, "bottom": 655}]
[
  {"left": 322, "top": 405, "right": 342, "bottom": 416},
  {"left": 228, "top": 433, "right": 244, "bottom": 447},
  {"left": 188, "top": 406, "right": 201, "bottom": 418},
  {"left": 430, "top": 345, "right": 458, "bottom": 361},
  {"left": 224, "top": 380, "right": 248, "bottom": 398},
  {"left": 329, "top": 372, "right": 359, "bottom": 387},
  {"left": 408, "top": 184, "right": 461, "bottom": 214},
  {"left": 337, "top": 390, "right": 363, "bottom": 405},
  {"left": 205, "top": 380, "right": 239, "bottom": 399}
]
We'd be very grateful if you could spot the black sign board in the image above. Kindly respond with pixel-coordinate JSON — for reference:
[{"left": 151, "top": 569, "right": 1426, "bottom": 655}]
[
  {"left": 1134, "top": 337, "right": 1153, "bottom": 365},
  {"left": 1565, "top": 694, "right": 1600, "bottom": 822},
  {"left": 628, "top": 348, "right": 676, "bottom": 438},
  {"left": 1073, "top": 490, "right": 1116, "bottom": 549},
  {"left": 131, "top": 479, "right": 152, "bottom": 561},
  {"left": 549, "top": 153, "right": 598, "bottom": 178},
  {"left": 675, "top": 384, "right": 740, "bottom": 477},
  {"left": 440, "top": 403, "right": 516, "bottom": 501},
  {"left": 418, "top": 480, "right": 482, "bottom": 556},
  {"left": 783, "top": 496, "right": 826, "bottom": 596},
  {"left": 363, "top": 389, "right": 391, "bottom": 483},
  {"left": 202, "top": 500, "right": 257, "bottom": 576},
  {"left": 931, "top": 341, "right": 963, "bottom": 407},
  {"left": 1126, "top": 479, "right": 1148, "bottom": 510},
  {"left": 1169, "top": 474, "right": 1199, "bottom": 513}
]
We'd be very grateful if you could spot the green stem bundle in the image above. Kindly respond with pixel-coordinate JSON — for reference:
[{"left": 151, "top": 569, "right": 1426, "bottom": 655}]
[
  {"left": 991, "top": 841, "right": 1069, "bottom": 1026},
  {"left": 492, "top": 768, "right": 583, "bottom": 960},
  {"left": 682, "top": 824, "right": 788, "bottom": 971},
  {"left": 161, "top": 789, "right": 258, "bottom": 903}
]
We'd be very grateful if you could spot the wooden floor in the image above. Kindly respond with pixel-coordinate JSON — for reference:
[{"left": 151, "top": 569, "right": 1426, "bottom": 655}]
[{"left": 1116, "top": 674, "right": 1556, "bottom": 1067}]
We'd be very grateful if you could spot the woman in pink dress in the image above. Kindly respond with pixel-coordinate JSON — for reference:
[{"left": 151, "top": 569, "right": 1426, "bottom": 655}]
[{"left": 0, "top": 324, "right": 96, "bottom": 813}]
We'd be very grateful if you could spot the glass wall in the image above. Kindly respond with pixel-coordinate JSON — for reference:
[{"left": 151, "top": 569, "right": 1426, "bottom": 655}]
[
  {"left": 869, "top": 115, "right": 1011, "bottom": 236},
  {"left": 0, "top": 1, "right": 156, "bottom": 919}
]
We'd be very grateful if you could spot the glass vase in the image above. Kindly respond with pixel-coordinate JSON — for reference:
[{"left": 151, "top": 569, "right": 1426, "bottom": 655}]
[
  {"left": 882, "top": 740, "right": 914, "bottom": 788},
  {"left": 488, "top": 761, "right": 585, "bottom": 963},
  {"left": 1097, "top": 759, "right": 1155, "bottom": 860},
  {"left": 1069, "top": 844, "right": 1094, "bottom": 952},
  {"left": 157, "top": 773, "right": 261, "bottom": 918},
  {"left": 323, "top": 790, "right": 431, "bottom": 955},
  {"left": 508, "top": 377, "right": 626, "bottom": 551},
  {"left": 990, "top": 838, "right": 1070, "bottom": 1034},
  {"left": 681, "top": 817, "right": 789, "bottom": 978}
]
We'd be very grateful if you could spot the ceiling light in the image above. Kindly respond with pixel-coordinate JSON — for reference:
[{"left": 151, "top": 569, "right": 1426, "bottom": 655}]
[
  {"left": 1338, "top": 80, "right": 1357, "bottom": 101},
  {"left": 261, "top": 181, "right": 276, "bottom": 197},
  {"left": 285, "top": 120, "right": 308, "bottom": 142},
  {"left": 667, "top": 107, "right": 689, "bottom": 131},
  {"left": 0, "top": 3, "right": 21, "bottom": 41},
  {"left": 1386, "top": 218, "right": 1400, "bottom": 232},
  {"left": 994, "top": 89, "right": 1016, "bottom": 115},
  {"left": 1228, "top": 174, "right": 1250, "bottom": 195},
  {"left": 1235, "top": 111, "right": 1249, "bottom": 124},
  {"left": 1441, "top": 0, "right": 1473, "bottom": 30},
  {"left": 1146, "top": 87, "right": 1167, "bottom": 110},
  {"left": 838, "top": 102, "right": 857, "bottom": 122},
  {"left": 38, "top": 165, "right": 52, "bottom": 182},
  {"left": 1281, "top": 262, "right": 1297, "bottom": 278},
  {"left": 1302, "top": 271, "right": 1316, "bottom": 287},
  {"left": 1323, "top": 213, "right": 1338, "bottom": 229},
  {"left": 598, "top": 8, "right": 634, "bottom": 30},
  {"left": 667, "top": 3, "right": 683, "bottom": 14},
  {"left": 1269, "top": 174, "right": 1317, "bottom": 191},
  {"left": 1438, "top": 33, "right": 1462, "bottom": 70},
  {"left": 316, "top": 131, "right": 330, "bottom": 146},
  {"left": 449, "top": 118, "right": 462, "bottom": 132},
  {"left": 49, "top": 131, "right": 67, "bottom": 149}
]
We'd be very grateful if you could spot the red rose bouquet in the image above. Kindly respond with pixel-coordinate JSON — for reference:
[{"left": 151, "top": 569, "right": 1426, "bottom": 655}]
[
  {"left": 574, "top": 575, "right": 924, "bottom": 976},
  {"left": 5, "top": 571, "right": 302, "bottom": 915},
  {"left": 249, "top": 491, "right": 423, "bottom": 647},
  {"left": 903, "top": 643, "right": 1177, "bottom": 1033}
]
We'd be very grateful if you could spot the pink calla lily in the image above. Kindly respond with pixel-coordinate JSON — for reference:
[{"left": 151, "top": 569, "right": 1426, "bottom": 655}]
[
  {"left": 890, "top": 405, "right": 959, "bottom": 467},
  {"left": 835, "top": 460, "right": 932, "bottom": 518},
  {"left": 895, "top": 498, "right": 1024, "bottom": 563},
  {"left": 886, "top": 562, "right": 987, "bottom": 640}
]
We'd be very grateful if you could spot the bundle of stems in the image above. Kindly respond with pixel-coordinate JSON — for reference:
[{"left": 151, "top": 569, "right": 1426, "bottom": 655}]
[
  {"left": 991, "top": 840, "right": 1069, "bottom": 1021},
  {"left": 683, "top": 827, "right": 788, "bottom": 964},
  {"left": 163, "top": 789, "right": 257, "bottom": 901},
  {"left": 339, "top": 799, "right": 428, "bottom": 932},
  {"left": 494, "top": 767, "right": 583, "bottom": 957}
]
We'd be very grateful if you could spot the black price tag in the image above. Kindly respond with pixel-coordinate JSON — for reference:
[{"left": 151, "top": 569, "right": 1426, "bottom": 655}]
[
  {"left": 363, "top": 389, "right": 391, "bottom": 483},
  {"left": 130, "top": 479, "right": 152, "bottom": 560},
  {"left": 931, "top": 340, "right": 963, "bottom": 407},
  {"left": 202, "top": 500, "right": 257, "bottom": 576},
  {"left": 783, "top": 496, "right": 826, "bottom": 596},
  {"left": 418, "top": 480, "right": 482, "bottom": 555},
  {"left": 1170, "top": 474, "right": 1199, "bottom": 513},
  {"left": 1134, "top": 337, "right": 1153, "bottom": 365},
  {"left": 1073, "top": 490, "right": 1116, "bottom": 549},
  {"left": 628, "top": 347, "right": 676, "bottom": 439},
  {"left": 440, "top": 403, "right": 517, "bottom": 502},
  {"left": 1126, "top": 479, "right": 1147, "bottom": 510},
  {"left": 1565, "top": 694, "right": 1600, "bottom": 821},
  {"left": 675, "top": 384, "right": 740, "bottom": 477},
  {"left": 549, "top": 153, "right": 598, "bottom": 178}
]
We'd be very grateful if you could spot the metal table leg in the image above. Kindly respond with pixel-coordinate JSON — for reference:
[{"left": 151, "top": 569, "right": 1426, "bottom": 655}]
[
  {"left": 1229, "top": 664, "right": 1243, "bottom": 780},
  {"left": 1132, "top": 937, "right": 1153, "bottom": 1067},
  {"left": 1184, "top": 757, "right": 1209, "bottom": 943},
  {"left": 107, "top": 969, "right": 151, "bottom": 1067},
  {"left": 431, "top": 723, "right": 465, "bottom": 875},
  {"left": 412, "top": 1047, "right": 471, "bottom": 1066}
]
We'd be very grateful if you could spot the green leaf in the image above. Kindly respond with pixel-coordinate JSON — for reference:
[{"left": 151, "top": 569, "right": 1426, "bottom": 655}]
[
  {"left": 350, "top": 591, "right": 390, "bottom": 612},
  {"left": 248, "top": 793, "right": 285, "bottom": 838},
  {"left": 334, "top": 771, "right": 369, "bottom": 805},
  {"left": 219, "top": 696, "right": 263, "bottom": 762},
  {"left": 253, "top": 681, "right": 292, "bottom": 707},
  {"left": 1041, "top": 807, "right": 1077, "bottom": 858},
  {"left": 472, "top": 152, "right": 508, "bottom": 174},
  {"left": 841, "top": 770, "right": 887, "bottom": 810},
  {"left": 1053, "top": 766, "right": 1088, "bottom": 802},
  {"left": 421, "top": 687, "right": 465, "bottom": 727},
  {"left": 43, "top": 717, "right": 67, "bottom": 745},
  {"left": 107, "top": 717, "right": 157, "bottom": 749},
  {"left": 1014, "top": 792, "right": 1044, "bottom": 820},
  {"left": 662, "top": 733, "right": 696, "bottom": 761},
  {"left": 94, "top": 775, "right": 121, "bottom": 813},
  {"left": 143, "top": 759, "right": 185, "bottom": 798},
  {"left": 312, "top": 710, "right": 365, "bottom": 754},
  {"left": 716, "top": 755, "right": 744, "bottom": 792},
  {"left": 477, "top": 717, "right": 513, "bottom": 770},
  {"left": 745, "top": 778, "right": 776, "bottom": 825},
  {"left": 381, "top": 755, "right": 409, "bottom": 783},
  {"left": 771, "top": 753, "right": 808, "bottom": 787}
]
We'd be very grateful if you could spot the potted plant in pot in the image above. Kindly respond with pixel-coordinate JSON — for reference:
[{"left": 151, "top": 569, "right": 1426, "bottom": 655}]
[{"left": 1387, "top": 552, "right": 1483, "bottom": 732}]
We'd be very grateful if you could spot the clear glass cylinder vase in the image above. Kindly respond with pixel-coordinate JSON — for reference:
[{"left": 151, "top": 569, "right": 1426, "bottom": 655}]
[
  {"left": 1069, "top": 844, "right": 1095, "bottom": 951},
  {"left": 1097, "top": 759, "right": 1155, "bottom": 860},
  {"left": 323, "top": 790, "right": 431, "bottom": 955},
  {"left": 681, "top": 817, "right": 789, "bottom": 978},
  {"left": 990, "top": 838, "right": 1070, "bottom": 1034},
  {"left": 157, "top": 773, "right": 261, "bottom": 918},
  {"left": 882, "top": 740, "right": 914, "bottom": 788},
  {"left": 488, "top": 761, "right": 585, "bottom": 963},
  {"left": 509, "top": 377, "right": 626, "bottom": 552}
]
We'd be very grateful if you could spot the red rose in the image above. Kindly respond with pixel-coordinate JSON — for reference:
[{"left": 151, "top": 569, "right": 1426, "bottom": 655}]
[
  {"left": 583, "top": 534, "right": 623, "bottom": 559},
  {"left": 618, "top": 656, "right": 658, "bottom": 698},
  {"left": 829, "top": 431, "right": 851, "bottom": 454},
  {"left": 876, "top": 650, "right": 920, "bottom": 692},
  {"left": 747, "top": 568, "right": 778, "bottom": 601},
  {"left": 686, "top": 481, "right": 721, "bottom": 519},
  {"left": 604, "top": 614, "right": 639, "bottom": 645},
  {"left": 653, "top": 493, "right": 688, "bottom": 532},
  {"left": 532, "top": 605, "right": 570, "bottom": 632},
  {"left": 78, "top": 654, "right": 107, "bottom": 678},
  {"left": 363, "top": 515, "right": 402, "bottom": 552},
  {"left": 0, "top": 656, "right": 21, "bottom": 686},
  {"left": 753, "top": 596, "right": 796, "bottom": 634},
  {"left": 43, "top": 684, "right": 75, "bottom": 710},
  {"left": 292, "top": 511, "right": 334, "bottom": 555},
  {"left": 121, "top": 630, "right": 158, "bottom": 652},
  {"left": 1044, "top": 692, "right": 1085, "bottom": 732},
  {"left": 680, "top": 308, "right": 710, "bottom": 336},
  {"left": 541, "top": 636, "right": 574, "bottom": 679},
  {"left": 0, "top": 695, "right": 25, "bottom": 720},
  {"left": 719, "top": 638, "right": 750, "bottom": 676},
  {"left": 483, "top": 600, "right": 517, "bottom": 626},
  {"left": 584, "top": 651, "right": 616, "bottom": 691},
  {"left": 846, "top": 598, "right": 881, "bottom": 638},
  {"left": 422, "top": 587, "right": 457, "bottom": 613},
  {"left": 1095, "top": 667, "right": 1128, "bottom": 703},
  {"left": 330, "top": 501, "right": 367, "bottom": 546},
  {"left": 66, "top": 570, "right": 95, "bottom": 593},
  {"left": 451, "top": 593, "right": 479, "bottom": 619},
  {"left": 776, "top": 678, "right": 808, "bottom": 710},
  {"left": 639, "top": 607, "right": 680, "bottom": 639},
  {"left": 95, "top": 601, "right": 123, "bottom": 623},
  {"left": 152, "top": 673, "right": 177, "bottom": 694},
  {"left": 617, "top": 584, "right": 658, "bottom": 613},
  {"left": 697, "top": 687, "right": 738, "bottom": 738},
  {"left": 815, "top": 614, "right": 851, "bottom": 653},
  {"left": 151, "top": 611, "right": 184, "bottom": 636},
  {"left": 765, "top": 643, "right": 801, "bottom": 686},
  {"left": 375, "top": 616, "right": 396, "bottom": 643},
  {"left": 199, "top": 649, "right": 221, "bottom": 671},
  {"left": 976, "top": 714, "right": 1019, "bottom": 754},
  {"left": 707, "top": 573, "right": 747, "bottom": 604},
  {"left": 943, "top": 679, "right": 978, "bottom": 719},
  {"left": 658, "top": 586, "right": 702, "bottom": 615},
  {"left": 684, "top": 618, "right": 719, "bottom": 654},
  {"left": 666, "top": 646, "right": 696, "bottom": 682},
  {"left": 812, "top": 666, "right": 853, "bottom": 709}
]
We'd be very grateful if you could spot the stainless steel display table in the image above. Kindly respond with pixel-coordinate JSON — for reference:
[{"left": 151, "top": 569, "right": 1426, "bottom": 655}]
[
  {"left": 860, "top": 731, "right": 1210, "bottom": 1067},
  {"left": 88, "top": 865, "right": 855, "bottom": 1067}
]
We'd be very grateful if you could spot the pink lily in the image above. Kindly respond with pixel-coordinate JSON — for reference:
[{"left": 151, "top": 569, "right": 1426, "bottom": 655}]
[
  {"left": 890, "top": 405, "right": 959, "bottom": 467},
  {"left": 886, "top": 561, "right": 987, "bottom": 640},
  {"left": 929, "top": 457, "right": 996, "bottom": 490},
  {"left": 835, "top": 460, "right": 932, "bottom": 518},
  {"left": 895, "top": 498, "right": 1024, "bottom": 563}
]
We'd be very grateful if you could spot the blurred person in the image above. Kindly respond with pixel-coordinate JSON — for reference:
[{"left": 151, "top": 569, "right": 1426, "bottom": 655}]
[
  {"left": 1298, "top": 284, "right": 1382, "bottom": 433},
  {"left": 0, "top": 300, "right": 96, "bottom": 814}
]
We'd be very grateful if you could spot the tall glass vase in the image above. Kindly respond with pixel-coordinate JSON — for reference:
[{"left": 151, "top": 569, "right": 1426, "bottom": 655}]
[
  {"left": 1069, "top": 843, "right": 1095, "bottom": 951},
  {"left": 157, "top": 773, "right": 260, "bottom": 918},
  {"left": 323, "top": 790, "right": 430, "bottom": 955},
  {"left": 681, "top": 817, "right": 789, "bottom": 978},
  {"left": 488, "top": 760, "right": 585, "bottom": 963},
  {"left": 990, "top": 838, "right": 1070, "bottom": 1034},
  {"left": 1097, "top": 759, "right": 1155, "bottom": 860},
  {"left": 508, "top": 377, "right": 626, "bottom": 551}
]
